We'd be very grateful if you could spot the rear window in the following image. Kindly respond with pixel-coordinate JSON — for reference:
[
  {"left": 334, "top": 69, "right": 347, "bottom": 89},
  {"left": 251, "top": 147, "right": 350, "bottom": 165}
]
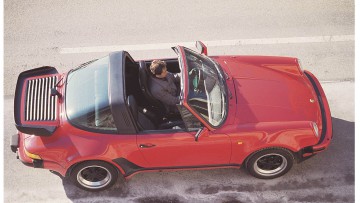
[{"left": 66, "top": 57, "right": 117, "bottom": 132}]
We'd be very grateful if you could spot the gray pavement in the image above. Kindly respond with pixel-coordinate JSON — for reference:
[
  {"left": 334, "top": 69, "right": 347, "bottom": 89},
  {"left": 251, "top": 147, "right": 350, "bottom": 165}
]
[
  {"left": 4, "top": 0, "right": 355, "bottom": 202},
  {"left": 4, "top": 0, "right": 354, "bottom": 96}
]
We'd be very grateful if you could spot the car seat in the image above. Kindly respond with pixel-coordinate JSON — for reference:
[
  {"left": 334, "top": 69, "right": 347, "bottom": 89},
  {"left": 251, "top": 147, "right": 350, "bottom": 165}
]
[
  {"left": 127, "top": 95, "right": 185, "bottom": 130},
  {"left": 127, "top": 95, "right": 156, "bottom": 130},
  {"left": 138, "top": 60, "right": 166, "bottom": 116}
]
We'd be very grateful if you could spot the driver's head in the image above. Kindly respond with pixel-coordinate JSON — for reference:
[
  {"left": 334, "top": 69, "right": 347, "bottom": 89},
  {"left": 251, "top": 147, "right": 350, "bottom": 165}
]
[{"left": 150, "top": 60, "right": 167, "bottom": 78}]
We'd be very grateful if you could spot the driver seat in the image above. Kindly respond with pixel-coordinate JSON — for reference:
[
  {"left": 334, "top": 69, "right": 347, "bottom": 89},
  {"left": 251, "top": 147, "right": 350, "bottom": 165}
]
[
  {"left": 127, "top": 95, "right": 156, "bottom": 131},
  {"left": 127, "top": 95, "right": 184, "bottom": 130},
  {"left": 138, "top": 60, "right": 166, "bottom": 114}
]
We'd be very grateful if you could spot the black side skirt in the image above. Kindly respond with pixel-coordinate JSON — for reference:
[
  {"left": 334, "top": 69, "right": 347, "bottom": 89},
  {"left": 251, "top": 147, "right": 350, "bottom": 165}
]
[{"left": 113, "top": 158, "right": 241, "bottom": 177}]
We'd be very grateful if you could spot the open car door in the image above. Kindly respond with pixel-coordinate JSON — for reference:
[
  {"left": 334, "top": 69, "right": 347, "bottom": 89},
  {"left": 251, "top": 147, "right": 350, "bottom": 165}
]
[{"left": 172, "top": 46, "right": 229, "bottom": 131}]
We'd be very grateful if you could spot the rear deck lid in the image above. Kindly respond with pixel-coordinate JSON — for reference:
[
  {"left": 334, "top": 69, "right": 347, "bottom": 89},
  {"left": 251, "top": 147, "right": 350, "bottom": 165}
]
[{"left": 14, "top": 66, "right": 60, "bottom": 136}]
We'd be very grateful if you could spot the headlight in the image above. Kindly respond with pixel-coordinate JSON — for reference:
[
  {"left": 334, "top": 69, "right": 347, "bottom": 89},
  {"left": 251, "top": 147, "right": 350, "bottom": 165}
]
[
  {"left": 311, "top": 122, "right": 319, "bottom": 137},
  {"left": 24, "top": 148, "right": 42, "bottom": 160}
]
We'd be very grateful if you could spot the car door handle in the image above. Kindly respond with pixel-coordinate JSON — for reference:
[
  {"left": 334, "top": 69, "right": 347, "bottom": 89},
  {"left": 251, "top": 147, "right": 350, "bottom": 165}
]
[{"left": 139, "top": 143, "right": 156, "bottom": 148}]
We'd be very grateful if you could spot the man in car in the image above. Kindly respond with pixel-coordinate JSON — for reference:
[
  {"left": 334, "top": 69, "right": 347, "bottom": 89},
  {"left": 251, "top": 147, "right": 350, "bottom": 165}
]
[{"left": 149, "top": 60, "right": 180, "bottom": 114}]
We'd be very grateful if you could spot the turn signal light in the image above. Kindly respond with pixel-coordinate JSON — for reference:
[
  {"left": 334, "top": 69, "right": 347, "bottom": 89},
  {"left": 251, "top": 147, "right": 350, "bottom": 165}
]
[{"left": 24, "top": 149, "right": 42, "bottom": 160}]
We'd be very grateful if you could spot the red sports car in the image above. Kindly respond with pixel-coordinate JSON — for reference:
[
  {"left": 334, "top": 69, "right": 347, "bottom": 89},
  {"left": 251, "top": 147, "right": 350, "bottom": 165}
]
[{"left": 11, "top": 41, "right": 332, "bottom": 191}]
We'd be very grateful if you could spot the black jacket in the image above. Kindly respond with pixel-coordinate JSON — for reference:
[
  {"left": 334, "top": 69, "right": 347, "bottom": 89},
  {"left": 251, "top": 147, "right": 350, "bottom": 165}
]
[{"left": 149, "top": 73, "right": 180, "bottom": 113}]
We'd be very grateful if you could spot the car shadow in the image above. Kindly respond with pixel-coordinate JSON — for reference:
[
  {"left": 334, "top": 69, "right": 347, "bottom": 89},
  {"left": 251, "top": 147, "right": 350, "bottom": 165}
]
[{"left": 59, "top": 117, "right": 354, "bottom": 203}]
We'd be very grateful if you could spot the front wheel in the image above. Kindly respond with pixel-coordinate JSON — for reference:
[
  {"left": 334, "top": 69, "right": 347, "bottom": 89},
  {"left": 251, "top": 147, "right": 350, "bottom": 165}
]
[
  {"left": 246, "top": 148, "right": 294, "bottom": 179},
  {"left": 70, "top": 161, "right": 119, "bottom": 191}
]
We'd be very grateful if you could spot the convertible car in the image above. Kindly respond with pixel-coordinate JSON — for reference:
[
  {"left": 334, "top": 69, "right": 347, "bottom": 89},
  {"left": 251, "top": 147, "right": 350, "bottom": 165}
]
[{"left": 11, "top": 41, "right": 332, "bottom": 191}]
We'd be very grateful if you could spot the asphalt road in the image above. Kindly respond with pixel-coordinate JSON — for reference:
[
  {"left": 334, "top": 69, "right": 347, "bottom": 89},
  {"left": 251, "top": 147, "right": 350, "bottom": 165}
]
[{"left": 4, "top": 0, "right": 355, "bottom": 202}]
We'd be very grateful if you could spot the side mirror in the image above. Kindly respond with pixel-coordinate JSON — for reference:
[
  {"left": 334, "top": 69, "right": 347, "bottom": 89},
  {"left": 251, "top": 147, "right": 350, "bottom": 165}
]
[
  {"left": 195, "top": 127, "right": 209, "bottom": 141},
  {"left": 195, "top": 41, "right": 208, "bottom": 56}
]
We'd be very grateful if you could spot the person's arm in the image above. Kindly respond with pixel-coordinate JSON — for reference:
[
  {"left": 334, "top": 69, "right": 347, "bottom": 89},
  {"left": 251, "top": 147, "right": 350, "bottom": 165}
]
[{"left": 152, "top": 87, "right": 180, "bottom": 106}]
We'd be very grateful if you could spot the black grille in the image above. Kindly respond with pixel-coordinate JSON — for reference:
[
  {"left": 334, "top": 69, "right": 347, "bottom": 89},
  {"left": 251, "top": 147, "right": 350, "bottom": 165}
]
[{"left": 25, "top": 76, "right": 57, "bottom": 121}]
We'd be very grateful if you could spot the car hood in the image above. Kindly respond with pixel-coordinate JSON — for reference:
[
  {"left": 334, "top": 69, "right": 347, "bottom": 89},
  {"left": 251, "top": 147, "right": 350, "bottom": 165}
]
[{"left": 214, "top": 56, "right": 321, "bottom": 124}]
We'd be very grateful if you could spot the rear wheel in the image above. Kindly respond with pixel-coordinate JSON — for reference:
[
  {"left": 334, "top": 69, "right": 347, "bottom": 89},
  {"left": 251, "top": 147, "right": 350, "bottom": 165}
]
[
  {"left": 246, "top": 148, "right": 294, "bottom": 179},
  {"left": 70, "top": 161, "right": 119, "bottom": 191}
]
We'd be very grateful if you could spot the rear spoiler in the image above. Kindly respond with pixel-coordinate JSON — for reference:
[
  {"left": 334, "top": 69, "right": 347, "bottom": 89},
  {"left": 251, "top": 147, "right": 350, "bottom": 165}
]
[{"left": 14, "top": 66, "right": 59, "bottom": 136}]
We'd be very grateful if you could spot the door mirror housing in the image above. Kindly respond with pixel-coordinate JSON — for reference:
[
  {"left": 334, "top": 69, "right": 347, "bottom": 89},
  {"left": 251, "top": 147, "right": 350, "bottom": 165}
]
[
  {"left": 195, "top": 127, "right": 209, "bottom": 141},
  {"left": 195, "top": 41, "right": 208, "bottom": 55}
]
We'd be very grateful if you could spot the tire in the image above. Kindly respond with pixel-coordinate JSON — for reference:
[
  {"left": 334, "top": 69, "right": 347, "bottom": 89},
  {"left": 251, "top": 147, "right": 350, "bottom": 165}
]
[
  {"left": 246, "top": 148, "right": 294, "bottom": 179},
  {"left": 70, "top": 161, "right": 119, "bottom": 192}
]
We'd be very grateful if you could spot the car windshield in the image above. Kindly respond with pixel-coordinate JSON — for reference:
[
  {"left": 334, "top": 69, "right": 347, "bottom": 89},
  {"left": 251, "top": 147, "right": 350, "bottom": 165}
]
[
  {"left": 184, "top": 48, "right": 227, "bottom": 127},
  {"left": 66, "top": 56, "right": 116, "bottom": 132}
]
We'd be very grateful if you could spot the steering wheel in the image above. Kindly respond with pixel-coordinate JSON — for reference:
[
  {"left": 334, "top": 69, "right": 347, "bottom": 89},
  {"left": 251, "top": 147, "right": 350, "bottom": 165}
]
[{"left": 189, "top": 59, "right": 205, "bottom": 93}]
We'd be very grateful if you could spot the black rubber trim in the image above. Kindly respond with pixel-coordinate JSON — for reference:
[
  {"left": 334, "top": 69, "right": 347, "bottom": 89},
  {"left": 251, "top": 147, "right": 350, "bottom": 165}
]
[
  {"left": 14, "top": 66, "right": 58, "bottom": 136},
  {"left": 113, "top": 158, "right": 144, "bottom": 176},
  {"left": 295, "top": 147, "right": 316, "bottom": 163},
  {"left": 304, "top": 72, "right": 327, "bottom": 144},
  {"left": 33, "top": 159, "right": 44, "bottom": 168},
  {"left": 10, "top": 134, "right": 19, "bottom": 153},
  {"left": 113, "top": 158, "right": 241, "bottom": 177},
  {"left": 15, "top": 125, "right": 57, "bottom": 137}
]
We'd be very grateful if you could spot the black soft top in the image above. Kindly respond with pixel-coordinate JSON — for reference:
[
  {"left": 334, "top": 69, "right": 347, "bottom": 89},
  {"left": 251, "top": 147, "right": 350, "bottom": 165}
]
[{"left": 108, "top": 51, "right": 137, "bottom": 134}]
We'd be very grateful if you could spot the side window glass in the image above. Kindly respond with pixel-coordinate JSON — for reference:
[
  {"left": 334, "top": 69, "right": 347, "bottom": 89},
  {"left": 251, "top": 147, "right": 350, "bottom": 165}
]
[{"left": 177, "top": 105, "right": 202, "bottom": 131}]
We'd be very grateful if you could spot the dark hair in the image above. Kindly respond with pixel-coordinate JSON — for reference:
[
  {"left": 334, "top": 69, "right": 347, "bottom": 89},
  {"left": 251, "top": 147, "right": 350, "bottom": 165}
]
[{"left": 150, "top": 60, "right": 166, "bottom": 75}]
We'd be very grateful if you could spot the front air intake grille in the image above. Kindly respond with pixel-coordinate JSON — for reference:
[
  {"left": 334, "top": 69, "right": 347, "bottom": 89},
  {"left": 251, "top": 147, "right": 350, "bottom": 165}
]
[{"left": 25, "top": 76, "right": 57, "bottom": 121}]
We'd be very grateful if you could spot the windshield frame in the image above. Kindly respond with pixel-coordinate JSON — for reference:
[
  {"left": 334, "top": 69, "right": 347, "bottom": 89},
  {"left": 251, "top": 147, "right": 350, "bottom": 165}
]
[{"left": 178, "top": 46, "right": 229, "bottom": 129}]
